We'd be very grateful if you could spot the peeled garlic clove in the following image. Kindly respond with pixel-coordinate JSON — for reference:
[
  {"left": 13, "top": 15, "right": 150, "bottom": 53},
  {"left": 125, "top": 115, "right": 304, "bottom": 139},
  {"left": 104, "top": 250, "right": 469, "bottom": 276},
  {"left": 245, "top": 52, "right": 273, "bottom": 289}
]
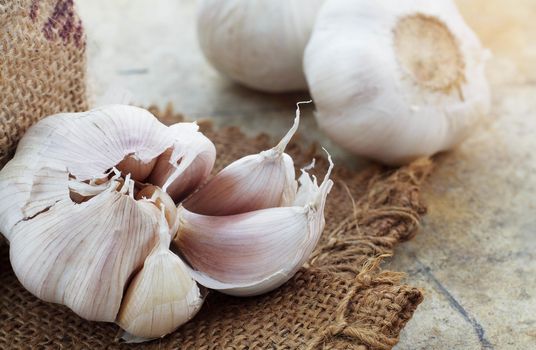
[
  {"left": 148, "top": 123, "right": 216, "bottom": 202},
  {"left": 197, "top": 0, "right": 326, "bottom": 92},
  {"left": 117, "top": 212, "right": 203, "bottom": 339},
  {"left": 175, "top": 157, "right": 333, "bottom": 296},
  {"left": 184, "top": 104, "right": 305, "bottom": 216},
  {"left": 304, "top": 0, "right": 491, "bottom": 165},
  {"left": 0, "top": 105, "right": 215, "bottom": 322}
]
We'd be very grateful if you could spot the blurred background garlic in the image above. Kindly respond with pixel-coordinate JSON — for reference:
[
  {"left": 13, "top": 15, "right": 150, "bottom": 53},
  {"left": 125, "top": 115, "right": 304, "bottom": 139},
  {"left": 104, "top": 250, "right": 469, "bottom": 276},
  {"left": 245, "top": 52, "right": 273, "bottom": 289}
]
[
  {"left": 197, "top": 0, "right": 326, "bottom": 92},
  {"left": 304, "top": 0, "right": 491, "bottom": 165},
  {"left": 0, "top": 104, "right": 332, "bottom": 340}
]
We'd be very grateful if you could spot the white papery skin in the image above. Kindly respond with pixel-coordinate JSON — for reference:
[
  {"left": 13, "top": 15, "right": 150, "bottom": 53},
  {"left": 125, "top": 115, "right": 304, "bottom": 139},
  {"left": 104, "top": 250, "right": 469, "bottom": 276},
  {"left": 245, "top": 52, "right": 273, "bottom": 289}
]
[
  {"left": 0, "top": 105, "right": 215, "bottom": 325},
  {"left": 304, "top": 0, "right": 491, "bottom": 165},
  {"left": 197, "top": 0, "right": 326, "bottom": 92},
  {"left": 175, "top": 157, "right": 333, "bottom": 297}
]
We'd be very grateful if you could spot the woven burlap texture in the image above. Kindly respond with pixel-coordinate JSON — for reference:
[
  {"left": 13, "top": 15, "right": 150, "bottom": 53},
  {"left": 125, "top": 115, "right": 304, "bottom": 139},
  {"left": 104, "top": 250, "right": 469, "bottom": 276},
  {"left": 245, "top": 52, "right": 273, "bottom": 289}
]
[
  {"left": 0, "top": 0, "right": 87, "bottom": 167},
  {"left": 0, "top": 106, "right": 432, "bottom": 349}
]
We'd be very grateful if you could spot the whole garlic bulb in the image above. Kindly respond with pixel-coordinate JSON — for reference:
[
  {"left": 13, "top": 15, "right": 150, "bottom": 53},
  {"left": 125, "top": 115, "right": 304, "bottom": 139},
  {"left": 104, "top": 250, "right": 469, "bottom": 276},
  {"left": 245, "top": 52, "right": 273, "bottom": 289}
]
[
  {"left": 197, "top": 0, "right": 326, "bottom": 92},
  {"left": 304, "top": 0, "right": 491, "bottom": 165}
]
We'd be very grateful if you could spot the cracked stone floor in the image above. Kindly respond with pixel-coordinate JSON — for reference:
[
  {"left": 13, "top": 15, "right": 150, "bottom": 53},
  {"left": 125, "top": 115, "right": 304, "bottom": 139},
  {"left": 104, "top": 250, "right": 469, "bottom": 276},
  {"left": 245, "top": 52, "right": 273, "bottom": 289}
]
[{"left": 78, "top": 0, "right": 536, "bottom": 349}]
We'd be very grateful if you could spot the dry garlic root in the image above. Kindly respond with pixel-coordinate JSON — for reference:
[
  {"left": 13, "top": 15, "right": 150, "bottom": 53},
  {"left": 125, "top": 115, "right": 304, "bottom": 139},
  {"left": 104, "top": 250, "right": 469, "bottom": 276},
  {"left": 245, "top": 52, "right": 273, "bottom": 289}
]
[
  {"left": 0, "top": 104, "right": 332, "bottom": 340},
  {"left": 197, "top": 0, "right": 326, "bottom": 92},
  {"left": 304, "top": 0, "right": 491, "bottom": 165}
]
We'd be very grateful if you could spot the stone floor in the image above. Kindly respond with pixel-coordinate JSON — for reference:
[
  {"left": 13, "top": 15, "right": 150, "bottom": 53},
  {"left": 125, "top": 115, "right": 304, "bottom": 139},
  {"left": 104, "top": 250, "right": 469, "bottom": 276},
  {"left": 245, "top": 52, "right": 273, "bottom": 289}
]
[{"left": 78, "top": 1, "right": 536, "bottom": 349}]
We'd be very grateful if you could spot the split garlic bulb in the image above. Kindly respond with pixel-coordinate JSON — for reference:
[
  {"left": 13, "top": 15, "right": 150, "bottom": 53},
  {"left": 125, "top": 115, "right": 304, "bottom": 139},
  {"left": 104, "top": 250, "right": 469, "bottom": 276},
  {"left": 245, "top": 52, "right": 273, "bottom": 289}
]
[
  {"left": 197, "top": 0, "right": 326, "bottom": 92},
  {"left": 0, "top": 104, "right": 333, "bottom": 339},
  {"left": 0, "top": 105, "right": 214, "bottom": 335},
  {"left": 304, "top": 0, "right": 491, "bottom": 165}
]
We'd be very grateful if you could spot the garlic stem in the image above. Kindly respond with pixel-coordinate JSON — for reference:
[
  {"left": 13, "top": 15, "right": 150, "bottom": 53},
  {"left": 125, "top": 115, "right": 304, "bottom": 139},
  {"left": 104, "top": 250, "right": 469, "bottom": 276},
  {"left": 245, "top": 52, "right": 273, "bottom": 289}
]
[{"left": 273, "top": 101, "right": 310, "bottom": 154}]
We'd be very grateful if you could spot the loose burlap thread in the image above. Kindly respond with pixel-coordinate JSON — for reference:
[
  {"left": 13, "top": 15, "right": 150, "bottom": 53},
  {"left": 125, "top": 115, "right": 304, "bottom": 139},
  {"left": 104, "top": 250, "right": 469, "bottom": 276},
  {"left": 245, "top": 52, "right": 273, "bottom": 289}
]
[
  {"left": 0, "top": 0, "right": 87, "bottom": 167},
  {"left": 0, "top": 106, "right": 432, "bottom": 349}
]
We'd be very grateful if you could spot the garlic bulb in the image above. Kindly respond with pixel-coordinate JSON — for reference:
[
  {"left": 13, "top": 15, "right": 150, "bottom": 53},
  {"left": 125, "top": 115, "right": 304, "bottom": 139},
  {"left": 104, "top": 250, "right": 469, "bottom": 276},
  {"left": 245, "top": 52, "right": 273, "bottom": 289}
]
[
  {"left": 0, "top": 103, "right": 333, "bottom": 339},
  {"left": 304, "top": 0, "right": 491, "bottom": 165},
  {"left": 197, "top": 0, "right": 326, "bottom": 92},
  {"left": 0, "top": 105, "right": 213, "bottom": 330}
]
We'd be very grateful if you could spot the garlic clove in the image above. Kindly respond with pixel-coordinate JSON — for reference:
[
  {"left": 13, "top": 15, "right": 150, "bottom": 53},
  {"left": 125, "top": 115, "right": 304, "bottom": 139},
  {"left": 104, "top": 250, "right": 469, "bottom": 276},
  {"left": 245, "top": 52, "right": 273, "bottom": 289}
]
[
  {"left": 174, "top": 156, "right": 333, "bottom": 296},
  {"left": 117, "top": 211, "right": 203, "bottom": 340},
  {"left": 304, "top": 0, "right": 490, "bottom": 165},
  {"left": 9, "top": 176, "right": 161, "bottom": 322},
  {"left": 184, "top": 103, "right": 308, "bottom": 216},
  {"left": 148, "top": 123, "right": 216, "bottom": 203},
  {"left": 116, "top": 154, "right": 157, "bottom": 182},
  {"left": 0, "top": 161, "right": 69, "bottom": 240},
  {"left": 135, "top": 185, "right": 178, "bottom": 231},
  {"left": 14, "top": 105, "right": 175, "bottom": 181}
]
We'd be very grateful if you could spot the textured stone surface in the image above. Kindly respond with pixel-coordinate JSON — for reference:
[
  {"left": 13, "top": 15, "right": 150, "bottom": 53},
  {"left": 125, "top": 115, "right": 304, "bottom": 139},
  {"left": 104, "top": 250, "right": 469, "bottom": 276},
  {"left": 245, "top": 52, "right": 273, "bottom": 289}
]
[
  {"left": 77, "top": 0, "right": 535, "bottom": 349},
  {"left": 391, "top": 83, "right": 536, "bottom": 349}
]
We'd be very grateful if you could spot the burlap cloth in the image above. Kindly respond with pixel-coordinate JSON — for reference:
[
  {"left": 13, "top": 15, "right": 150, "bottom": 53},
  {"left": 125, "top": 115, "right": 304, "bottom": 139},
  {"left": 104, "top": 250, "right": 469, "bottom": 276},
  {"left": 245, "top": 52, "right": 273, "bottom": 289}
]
[
  {"left": 0, "top": 0, "right": 87, "bottom": 167},
  {"left": 0, "top": 105, "right": 432, "bottom": 349}
]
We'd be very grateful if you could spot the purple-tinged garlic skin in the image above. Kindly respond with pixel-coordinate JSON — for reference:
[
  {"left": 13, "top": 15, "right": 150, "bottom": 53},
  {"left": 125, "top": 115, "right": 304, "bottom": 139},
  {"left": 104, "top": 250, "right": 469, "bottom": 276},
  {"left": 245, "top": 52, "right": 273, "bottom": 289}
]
[
  {"left": 184, "top": 115, "right": 300, "bottom": 216},
  {"left": 176, "top": 155, "right": 333, "bottom": 297}
]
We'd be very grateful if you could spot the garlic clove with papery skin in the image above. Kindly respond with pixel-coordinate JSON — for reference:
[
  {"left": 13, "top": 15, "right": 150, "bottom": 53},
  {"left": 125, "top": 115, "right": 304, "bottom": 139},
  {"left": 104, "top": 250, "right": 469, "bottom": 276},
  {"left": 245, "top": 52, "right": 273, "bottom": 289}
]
[
  {"left": 148, "top": 123, "right": 216, "bottom": 203},
  {"left": 183, "top": 103, "right": 309, "bottom": 216},
  {"left": 0, "top": 105, "right": 215, "bottom": 324},
  {"left": 197, "top": 0, "right": 326, "bottom": 92},
  {"left": 117, "top": 210, "right": 203, "bottom": 340},
  {"left": 303, "top": 0, "right": 491, "bottom": 165},
  {"left": 135, "top": 185, "right": 179, "bottom": 233},
  {"left": 116, "top": 155, "right": 157, "bottom": 182},
  {"left": 174, "top": 156, "right": 333, "bottom": 297}
]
